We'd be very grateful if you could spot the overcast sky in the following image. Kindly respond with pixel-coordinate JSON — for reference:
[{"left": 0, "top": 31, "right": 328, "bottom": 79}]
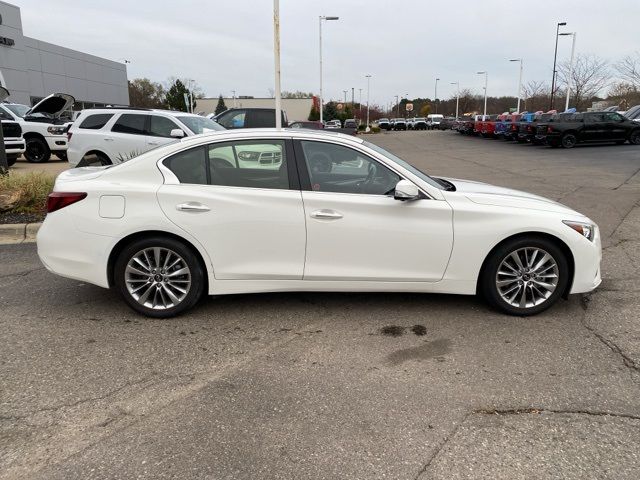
[{"left": 12, "top": 0, "right": 640, "bottom": 107}]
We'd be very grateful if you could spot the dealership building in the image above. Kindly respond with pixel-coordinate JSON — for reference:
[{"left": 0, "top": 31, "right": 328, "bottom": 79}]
[{"left": 0, "top": 0, "right": 128, "bottom": 108}]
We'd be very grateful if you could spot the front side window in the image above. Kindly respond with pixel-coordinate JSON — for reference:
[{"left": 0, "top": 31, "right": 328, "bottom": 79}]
[
  {"left": 208, "top": 140, "right": 288, "bottom": 189},
  {"left": 604, "top": 112, "right": 624, "bottom": 122},
  {"left": 149, "top": 115, "right": 180, "bottom": 137},
  {"left": 586, "top": 113, "right": 605, "bottom": 123},
  {"left": 111, "top": 114, "right": 147, "bottom": 135},
  {"left": 79, "top": 113, "right": 114, "bottom": 129},
  {"left": 300, "top": 141, "right": 400, "bottom": 195},
  {"left": 216, "top": 110, "right": 246, "bottom": 129}
]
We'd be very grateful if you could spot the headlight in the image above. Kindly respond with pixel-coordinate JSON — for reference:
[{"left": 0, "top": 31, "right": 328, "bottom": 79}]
[
  {"left": 563, "top": 220, "right": 595, "bottom": 241},
  {"left": 47, "top": 126, "right": 66, "bottom": 135}
]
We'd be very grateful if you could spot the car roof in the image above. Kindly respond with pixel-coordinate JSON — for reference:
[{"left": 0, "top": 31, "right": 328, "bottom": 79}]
[
  {"left": 79, "top": 108, "right": 202, "bottom": 118},
  {"left": 174, "top": 128, "right": 365, "bottom": 146}
]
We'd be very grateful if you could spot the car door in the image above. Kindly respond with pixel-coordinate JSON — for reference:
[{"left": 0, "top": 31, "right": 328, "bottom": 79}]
[
  {"left": 581, "top": 113, "right": 606, "bottom": 142},
  {"left": 157, "top": 138, "right": 306, "bottom": 280},
  {"left": 294, "top": 139, "right": 453, "bottom": 282},
  {"left": 147, "top": 114, "right": 183, "bottom": 149},
  {"left": 108, "top": 113, "right": 150, "bottom": 161},
  {"left": 604, "top": 112, "right": 627, "bottom": 140}
]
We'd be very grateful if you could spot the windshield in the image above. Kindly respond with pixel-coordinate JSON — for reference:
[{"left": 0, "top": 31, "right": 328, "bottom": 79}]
[
  {"left": 5, "top": 104, "right": 30, "bottom": 118},
  {"left": 176, "top": 116, "right": 225, "bottom": 134},
  {"left": 364, "top": 141, "right": 444, "bottom": 190}
]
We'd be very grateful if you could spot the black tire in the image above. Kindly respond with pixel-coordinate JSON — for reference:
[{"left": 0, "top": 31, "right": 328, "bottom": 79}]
[
  {"left": 630, "top": 130, "right": 640, "bottom": 145},
  {"left": 479, "top": 236, "right": 570, "bottom": 316},
  {"left": 561, "top": 133, "right": 577, "bottom": 149},
  {"left": 24, "top": 137, "right": 51, "bottom": 163},
  {"left": 114, "top": 236, "right": 205, "bottom": 318},
  {"left": 7, "top": 156, "right": 17, "bottom": 167},
  {"left": 55, "top": 152, "right": 68, "bottom": 161}
]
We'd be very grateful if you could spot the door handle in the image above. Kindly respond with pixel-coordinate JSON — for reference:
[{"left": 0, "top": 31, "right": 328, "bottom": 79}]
[
  {"left": 104, "top": 138, "right": 114, "bottom": 142},
  {"left": 148, "top": 141, "right": 159, "bottom": 146},
  {"left": 176, "top": 202, "right": 210, "bottom": 212},
  {"left": 310, "top": 209, "right": 343, "bottom": 220}
]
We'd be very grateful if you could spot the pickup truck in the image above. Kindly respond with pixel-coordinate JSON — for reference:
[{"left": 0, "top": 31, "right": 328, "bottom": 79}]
[
  {"left": 538, "top": 111, "right": 640, "bottom": 148},
  {"left": 502, "top": 113, "right": 522, "bottom": 141},
  {"left": 517, "top": 112, "right": 553, "bottom": 143},
  {"left": 494, "top": 113, "right": 511, "bottom": 138},
  {"left": 0, "top": 86, "right": 25, "bottom": 167},
  {"left": 213, "top": 108, "right": 288, "bottom": 129},
  {"left": 480, "top": 115, "right": 500, "bottom": 138},
  {"left": 378, "top": 118, "right": 391, "bottom": 130}
]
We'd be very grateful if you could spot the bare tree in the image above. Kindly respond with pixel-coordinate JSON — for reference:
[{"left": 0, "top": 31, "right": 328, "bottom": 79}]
[
  {"left": 615, "top": 52, "right": 640, "bottom": 89},
  {"left": 557, "top": 54, "right": 610, "bottom": 110}
]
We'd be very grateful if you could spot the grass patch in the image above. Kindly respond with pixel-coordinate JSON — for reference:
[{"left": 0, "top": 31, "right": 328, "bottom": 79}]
[{"left": 0, "top": 172, "right": 55, "bottom": 215}]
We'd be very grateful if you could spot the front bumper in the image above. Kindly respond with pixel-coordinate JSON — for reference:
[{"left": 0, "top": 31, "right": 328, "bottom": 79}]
[
  {"left": 4, "top": 139, "right": 25, "bottom": 155},
  {"left": 569, "top": 225, "right": 602, "bottom": 294},
  {"left": 45, "top": 135, "right": 69, "bottom": 152}
]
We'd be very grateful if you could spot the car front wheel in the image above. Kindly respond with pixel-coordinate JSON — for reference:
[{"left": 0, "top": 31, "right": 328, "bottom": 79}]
[
  {"left": 480, "top": 236, "right": 569, "bottom": 316},
  {"left": 561, "top": 133, "right": 577, "bottom": 148},
  {"left": 114, "top": 236, "right": 205, "bottom": 318},
  {"left": 630, "top": 130, "right": 640, "bottom": 145},
  {"left": 24, "top": 137, "right": 51, "bottom": 163}
]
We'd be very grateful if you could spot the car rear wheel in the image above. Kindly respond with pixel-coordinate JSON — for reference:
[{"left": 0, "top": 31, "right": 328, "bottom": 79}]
[
  {"left": 480, "top": 236, "right": 569, "bottom": 316},
  {"left": 561, "top": 133, "right": 577, "bottom": 148},
  {"left": 630, "top": 130, "right": 640, "bottom": 145},
  {"left": 114, "top": 236, "right": 205, "bottom": 318},
  {"left": 24, "top": 137, "right": 51, "bottom": 163}
]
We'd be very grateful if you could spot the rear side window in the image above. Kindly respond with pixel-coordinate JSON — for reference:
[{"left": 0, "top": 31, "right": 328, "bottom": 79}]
[
  {"left": 216, "top": 110, "right": 246, "bottom": 129},
  {"left": 163, "top": 147, "right": 207, "bottom": 184},
  {"left": 247, "top": 110, "right": 275, "bottom": 128},
  {"left": 111, "top": 114, "right": 147, "bottom": 135},
  {"left": 79, "top": 114, "right": 114, "bottom": 129}
]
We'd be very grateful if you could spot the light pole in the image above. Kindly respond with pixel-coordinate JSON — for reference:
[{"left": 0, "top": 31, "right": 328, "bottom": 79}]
[
  {"left": 365, "top": 74, "right": 371, "bottom": 130},
  {"left": 550, "top": 21, "right": 567, "bottom": 110},
  {"left": 450, "top": 81, "right": 459, "bottom": 119},
  {"left": 509, "top": 58, "right": 523, "bottom": 113},
  {"left": 273, "top": 0, "right": 282, "bottom": 128},
  {"left": 477, "top": 71, "right": 488, "bottom": 117},
  {"left": 563, "top": 32, "right": 577, "bottom": 112},
  {"left": 395, "top": 95, "right": 399, "bottom": 117},
  {"left": 343, "top": 90, "right": 348, "bottom": 104},
  {"left": 186, "top": 78, "right": 194, "bottom": 113},
  {"left": 319, "top": 15, "right": 339, "bottom": 125},
  {"left": 434, "top": 77, "right": 440, "bottom": 113},
  {"left": 231, "top": 90, "right": 237, "bottom": 108},
  {"left": 358, "top": 88, "right": 362, "bottom": 120}
]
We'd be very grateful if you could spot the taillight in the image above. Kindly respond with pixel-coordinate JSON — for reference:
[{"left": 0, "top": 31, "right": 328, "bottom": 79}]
[
  {"left": 547, "top": 126, "right": 553, "bottom": 133},
  {"left": 47, "top": 192, "right": 87, "bottom": 213},
  {"left": 67, "top": 132, "right": 73, "bottom": 142}
]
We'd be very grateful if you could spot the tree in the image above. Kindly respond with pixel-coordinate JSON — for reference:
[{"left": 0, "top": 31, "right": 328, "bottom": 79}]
[
  {"left": 282, "top": 91, "right": 314, "bottom": 99},
  {"left": 608, "top": 82, "right": 640, "bottom": 110},
  {"left": 557, "top": 54, "right": 610, "bottom": 111},
  {"left": 522, "top": 80, "right": 550, "bottom": 112},
  {"left": 128, "top": 78, "right": 165, "bottom": 108},
  {"left": 419, "top": 104, "right": 431, "bottom": 116},
  {"left": 165, "top": 79, "right": 197, "bottom": 112},
  {"left": 615, "top": 52, "right": 640, "bottom": 89},
  {"left": 215, "top": 95, "right": 227, "bottom": 115},
  {"left": 308, "top": 105, "right": 320, "bottom": 121}
]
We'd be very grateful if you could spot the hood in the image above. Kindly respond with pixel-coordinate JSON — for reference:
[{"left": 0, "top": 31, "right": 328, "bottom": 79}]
[
  {"left": 26, "top": 93, "right": 75, "bottom": 118},
  {"left": 0, "top": 87, "right": 9, "bottom": 103},
  {"left": 441, "top": 177, "right": 584, "bottom": 216}
]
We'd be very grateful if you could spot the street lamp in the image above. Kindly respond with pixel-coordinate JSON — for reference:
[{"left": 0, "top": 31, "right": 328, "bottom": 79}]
[
  {"left": 231, "top": 90, "right": 237, "bottom": 108},
  {"left": 434, "top": 78, "right": 440, "bottom": 113},
  {"left": 477, "top": 71, "right": 488, "bottom": 117},
  {"left": 509, "top": 59, "right": 523, "bottom": 113},
  {"left": 365, "top": 74, "right": 372, "bottom": 131},
  {"left": 450, "top": 81, "right": 459, "bottom": 119},
  {"left": 343, "top": 90, "right": 348, "bottom": 104},
  {"left": 550, "top": 21, "right": 567, "bottom": 110},
  {"left": 318, "top": 15, "right": 339, "bottom": 125},
  {"left": 273, "top": 0, "right": 282, "bottom": 128},
  {"left": 561, "top": 32, "right": 577, "bottom": 112},
  {"left": 395, "top": 95, "right": 399, "bottom": 117},
  {"left": 358, "top": 88, "right": 362, "bottom": 120}
]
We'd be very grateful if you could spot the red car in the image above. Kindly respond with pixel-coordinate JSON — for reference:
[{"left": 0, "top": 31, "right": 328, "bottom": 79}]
[{"left": 480, "top": 115, "right": 500, "bottom": 138}]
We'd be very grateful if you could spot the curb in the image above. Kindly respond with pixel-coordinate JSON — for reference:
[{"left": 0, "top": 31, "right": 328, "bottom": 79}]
[{"left": 0, "top": 223, "right": 42, "bottom": 245}]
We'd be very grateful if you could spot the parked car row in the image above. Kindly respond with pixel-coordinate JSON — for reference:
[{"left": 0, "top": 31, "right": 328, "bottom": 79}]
[
  {"left": 449, "top": 108, "right": 640, "bottom": 148},
  {"left": 378, "top": 114, "right": 445, "bottom": 131},
  {"left": 0, "top": 89, "right": 72, "bottom": 164}
]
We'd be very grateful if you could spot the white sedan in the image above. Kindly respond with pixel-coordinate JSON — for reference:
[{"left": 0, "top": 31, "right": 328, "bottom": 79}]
[{"left": 37, "top": 129, "right": 601, "bottom": 318}]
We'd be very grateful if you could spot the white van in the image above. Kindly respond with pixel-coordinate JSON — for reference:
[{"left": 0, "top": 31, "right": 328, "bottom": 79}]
[{"left": 427, "top": 114, "right": 444, "bottom": 130}]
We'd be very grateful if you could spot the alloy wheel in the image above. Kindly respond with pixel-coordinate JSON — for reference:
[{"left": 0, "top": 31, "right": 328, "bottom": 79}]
[
  {"left": 124, "top": 247, "right": 191, "bottom": 310},
  {"left": 495, "top": 247, "right": 559, "bottom": 309}
]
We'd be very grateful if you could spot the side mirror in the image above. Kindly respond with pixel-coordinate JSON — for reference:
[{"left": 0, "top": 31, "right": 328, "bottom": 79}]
[
  {"left": 394, "top": 179, "right": 420, "bottom": 201},
  {"left": 170, "top": 129, "right": 185, "bottom": 138}
]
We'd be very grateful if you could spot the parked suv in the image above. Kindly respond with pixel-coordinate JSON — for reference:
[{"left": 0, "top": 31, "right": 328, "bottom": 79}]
[
  {"left": 212, "top": 108, "right": 288, "bottom": 129},
  {"left": 0, "top": 87, "right": 25, "bottom": 167},
  {"left": 540, "top": 112, "right": 640, "bottom": 148},
  {"left": 378, "top": 118, "right": 391, "bottom": 130},
  {"left": 67, "top": 108, "right": 225, "bottom": 167},
  {"left": 0, "top": 92, "right": 74, "bottom": 163}
]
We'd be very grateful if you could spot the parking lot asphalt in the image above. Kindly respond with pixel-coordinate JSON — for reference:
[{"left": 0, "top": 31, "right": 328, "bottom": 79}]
[{"left": 1, "top": 131, "right": 640, "bottom": 479}]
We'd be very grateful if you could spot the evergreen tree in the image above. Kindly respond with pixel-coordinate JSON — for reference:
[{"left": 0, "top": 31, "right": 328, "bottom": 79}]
[
  {"left": 215, "top": 95, "right": 228, "bottom": 115},
  {"left": 165, "top": 79, "right": 196, "bottom": 112}
]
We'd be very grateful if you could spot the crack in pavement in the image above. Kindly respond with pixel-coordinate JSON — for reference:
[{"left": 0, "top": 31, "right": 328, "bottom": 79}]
[
  {"left": 473, "top": 408, "right": 640, "bottom": 421},
  {"left": 0, "top": 266, "right": 45, "bottom": 279},
  {"left": 580, "top": 294, "right": 640, "bottom": 374}
]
